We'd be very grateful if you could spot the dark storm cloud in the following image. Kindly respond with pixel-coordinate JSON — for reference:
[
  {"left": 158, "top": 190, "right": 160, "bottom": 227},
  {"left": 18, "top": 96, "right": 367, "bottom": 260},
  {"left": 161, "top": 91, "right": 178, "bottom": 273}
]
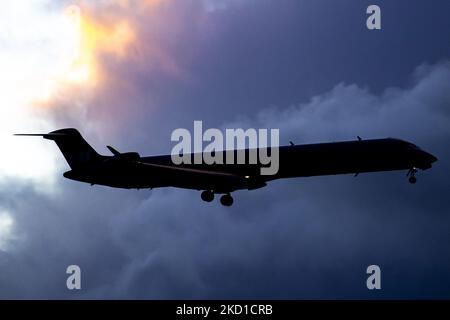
[
  {"left": 99, "top": 61, "right": 450, "bottom": 299},
  {"left": 1, "top": 0, "right": 450, "bottom": 299},
  {"left": 2, "top": 61, "right": 449, "bottom": 299},
  {"left": 45, "top": 0, "right": 450, "bottom": 152},
  {"left": 122, "top": 0, "right": 450, "bottom": 135}
]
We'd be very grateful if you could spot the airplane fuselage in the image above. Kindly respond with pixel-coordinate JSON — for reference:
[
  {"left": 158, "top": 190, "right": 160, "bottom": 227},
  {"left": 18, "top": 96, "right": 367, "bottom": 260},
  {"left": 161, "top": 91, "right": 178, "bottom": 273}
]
[
  {"left": 63, "top": 138, "right": 437, "bottom": 192},
  {"left": 16, "top": 129, "right": 437, "bottom": 206}
]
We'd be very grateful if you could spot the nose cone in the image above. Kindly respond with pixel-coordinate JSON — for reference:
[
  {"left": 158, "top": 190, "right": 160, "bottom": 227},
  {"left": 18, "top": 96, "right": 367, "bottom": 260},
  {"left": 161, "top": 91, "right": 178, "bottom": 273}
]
[
  {"left": 426, "top": 152, "right": 438, "bottom": 164},
  {"left": 415, "top": 150, "right": 438, "bottom": 170},
  {"left": 428, "top": 153, "right": 437, "bottom": 163},
  {"left": 420, "top": 150, "right": 438, "bottom": 164}
]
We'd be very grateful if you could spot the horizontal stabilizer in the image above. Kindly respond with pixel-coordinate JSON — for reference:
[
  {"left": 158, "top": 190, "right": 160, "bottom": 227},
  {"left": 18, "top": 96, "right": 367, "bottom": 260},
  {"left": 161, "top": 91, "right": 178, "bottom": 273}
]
[{"left": 14, "top": 133, "right": 69, "bottom": 139}]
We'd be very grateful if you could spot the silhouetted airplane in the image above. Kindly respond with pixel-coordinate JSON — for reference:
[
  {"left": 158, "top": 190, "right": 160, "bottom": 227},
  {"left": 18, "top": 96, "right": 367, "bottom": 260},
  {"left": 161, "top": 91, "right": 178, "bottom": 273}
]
[{"left": 16, "top": 128, "right": 437, "bottom": 206}]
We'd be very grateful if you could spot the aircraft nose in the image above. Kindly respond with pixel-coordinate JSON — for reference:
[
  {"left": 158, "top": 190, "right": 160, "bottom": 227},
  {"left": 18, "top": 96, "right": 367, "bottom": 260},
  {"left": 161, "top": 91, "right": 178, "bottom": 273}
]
[
  {"left": 425, "top": 151, "right": 438, "bottom": 164},
  {"left": 415, "top": 150, "right": 438, "bottom": 169}
]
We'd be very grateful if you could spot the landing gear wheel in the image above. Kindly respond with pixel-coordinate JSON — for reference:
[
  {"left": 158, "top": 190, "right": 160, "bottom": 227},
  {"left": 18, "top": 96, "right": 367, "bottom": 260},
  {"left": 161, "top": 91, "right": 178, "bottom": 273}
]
[
  {"left": 408, "top": 176, "right": 417, "bottom": 184},
  {"left": 201, "top": 190, "right": 214, "bottom": 202},
  {"left": 407, "top": 167, "right": 418, "bottom": 184},
  {"left": 220, "top": 194, "right": 234, "bottom": 207}
]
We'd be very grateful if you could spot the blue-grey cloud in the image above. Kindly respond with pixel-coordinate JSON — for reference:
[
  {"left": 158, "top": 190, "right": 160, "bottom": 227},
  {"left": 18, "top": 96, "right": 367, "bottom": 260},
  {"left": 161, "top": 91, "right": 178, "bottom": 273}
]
[
  {"left": 1, "top": 0, "right": 450, "bottom": 299},
  {"left": 1, "top": 60, "right": 449, "bottom": 299}
]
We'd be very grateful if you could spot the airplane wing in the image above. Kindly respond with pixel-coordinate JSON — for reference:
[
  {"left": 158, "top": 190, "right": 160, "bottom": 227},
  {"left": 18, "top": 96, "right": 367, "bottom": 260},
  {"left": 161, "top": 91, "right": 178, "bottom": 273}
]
[
  {"left": 134, "top": 160, "right": 262, "bottom": 192},
  {"left": 136, "top": 161, "right": 240, "bottom": 178}
]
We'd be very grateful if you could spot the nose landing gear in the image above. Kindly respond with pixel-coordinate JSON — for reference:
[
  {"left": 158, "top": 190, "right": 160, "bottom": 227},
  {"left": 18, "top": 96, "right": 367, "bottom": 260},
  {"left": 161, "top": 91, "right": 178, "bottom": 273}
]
[{"left": 407, "top": 168, "right": 418, "bottom": 184}]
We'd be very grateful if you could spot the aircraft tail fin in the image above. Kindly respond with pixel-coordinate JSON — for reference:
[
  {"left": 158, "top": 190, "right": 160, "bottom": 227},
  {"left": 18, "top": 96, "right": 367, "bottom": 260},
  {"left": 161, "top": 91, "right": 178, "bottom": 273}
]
[{"left": 15, "top": 128, "right": 102, "bottom": 169}]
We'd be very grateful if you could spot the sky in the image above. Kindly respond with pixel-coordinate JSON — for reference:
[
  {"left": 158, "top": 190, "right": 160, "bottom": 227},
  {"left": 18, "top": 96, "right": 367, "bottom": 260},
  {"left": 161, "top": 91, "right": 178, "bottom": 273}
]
[{"left": 0, "top": 0, "right": 450, "bottom": 299}]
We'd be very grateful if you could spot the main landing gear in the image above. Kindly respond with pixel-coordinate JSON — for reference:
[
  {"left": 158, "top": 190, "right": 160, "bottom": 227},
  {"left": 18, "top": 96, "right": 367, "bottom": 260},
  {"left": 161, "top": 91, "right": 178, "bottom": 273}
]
[
  {"left": 200, "top": 191, "right": 234, "bottom": 206},
  {"left": 407, "top": 167, "right": 418, "bottom": 184},
  {"left": 220, "top": 194, "right": 234, "bottom": 207},
  {"left": 201, "top": 190, "right": 214, "bottom": 202}
]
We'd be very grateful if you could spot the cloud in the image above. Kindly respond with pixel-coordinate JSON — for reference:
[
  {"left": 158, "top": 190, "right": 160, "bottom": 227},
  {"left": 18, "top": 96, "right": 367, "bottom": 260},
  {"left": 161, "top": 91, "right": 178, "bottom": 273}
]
[
  {"left": 231, "top": 62, "right": 450, "bottom": 147},
  {"left": 102, "top": 61, "right": 450, "bottom": 299},
  {"left": 2, "top": 0, "right": 450, "bottom": 299},
  {"left": 0, "top": 211, "right": 15, "bottom": 251},
  {"left": 1, "top": 60, "right": 449, "bottom": 299}
]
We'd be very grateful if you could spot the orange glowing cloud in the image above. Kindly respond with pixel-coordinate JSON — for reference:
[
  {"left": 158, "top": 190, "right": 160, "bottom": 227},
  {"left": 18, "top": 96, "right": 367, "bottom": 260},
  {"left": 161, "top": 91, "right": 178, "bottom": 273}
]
[
  {"left": 34, "top": 0, "right": 177, "bottom": 110},
  {"left": 117, "top": 0, "right": 166, "bottom": 8},
  {"left": 62, "top": 4, "right": 136, "bottom": 87}
]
